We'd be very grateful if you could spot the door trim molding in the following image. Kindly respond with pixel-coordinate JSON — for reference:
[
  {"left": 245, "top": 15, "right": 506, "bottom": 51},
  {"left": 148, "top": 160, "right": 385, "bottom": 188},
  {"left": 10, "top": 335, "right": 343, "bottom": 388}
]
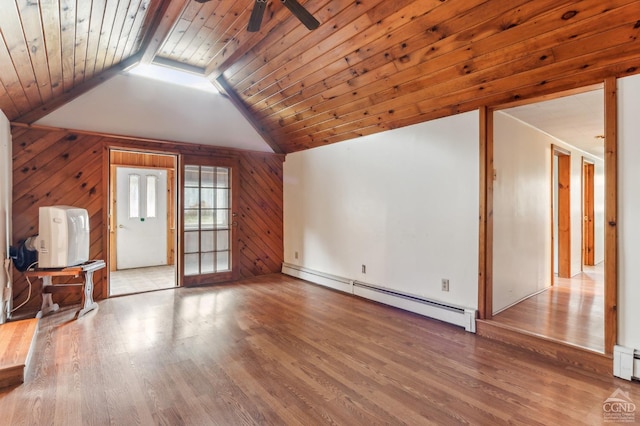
[
  {"left": 582, "top": 158, "right": 596, "bottom": 267},
  {"left": 107, "top": 148, "right": 179, "bottom": 293},
  {"left": 604, "top": 77, "right": 618, "bottom": 355},
  {"left": 478, "top": 82, "right": 617, "bottom": 356},
  {"left": 478, "top": 106, "right": 493, "bottom": 320},
  {"left": 552, "top": 145, "right": 572, "bottom": 280},
  {"left": 181, "top": 155, "right": 240, "bottom": 286}
]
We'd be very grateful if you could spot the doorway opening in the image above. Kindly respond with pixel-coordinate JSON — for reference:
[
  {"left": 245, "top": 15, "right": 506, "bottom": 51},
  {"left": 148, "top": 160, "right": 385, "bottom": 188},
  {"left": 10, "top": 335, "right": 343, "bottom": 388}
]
[
  {"left": 181, "top": 155, "right": 239, "bottom": 286},
  {"left": 552, "top": 146, "right": 572, "bottom": 280},
  {"left": 109, "top": 149, "right": 179, "bottom": 296},
  {"left": 582, "top": 158, "right": 596, "bottom": 268},
  {"left": 488, "top": 86, "right": 606, "bottom": 353}
]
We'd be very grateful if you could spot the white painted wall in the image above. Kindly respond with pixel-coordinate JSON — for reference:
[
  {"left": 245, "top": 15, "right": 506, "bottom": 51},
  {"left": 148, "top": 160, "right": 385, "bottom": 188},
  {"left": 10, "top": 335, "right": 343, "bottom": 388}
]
[
  {"left": 493, "top": 112, "right": 552, "bottom": 312},
  {"left": 618, "top": 73, "right": 640, "bottom": 350},
  {"left": 0, "top": 110, "right": 11, "bottom": 322},
  {"left": 284, "top": 111, "right": 479, "bottom": 309},
  {"left": 493, "top": 112, "right": 604, "bottom": 313},
  {"left": 35, "top": 73, "right": 273, "bottom": 152}
]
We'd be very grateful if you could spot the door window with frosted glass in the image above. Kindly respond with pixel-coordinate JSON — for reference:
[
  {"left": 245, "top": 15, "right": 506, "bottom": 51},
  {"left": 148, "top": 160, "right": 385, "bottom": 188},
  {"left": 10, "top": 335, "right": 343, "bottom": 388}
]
[{"left": 184, "top": 165, "right": 231, "bottom": 276}]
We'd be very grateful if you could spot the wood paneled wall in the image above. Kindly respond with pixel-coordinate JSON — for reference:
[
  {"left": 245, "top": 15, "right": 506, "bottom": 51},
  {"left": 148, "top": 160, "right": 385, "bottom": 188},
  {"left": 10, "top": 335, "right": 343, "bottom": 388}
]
[
  {"left": 237, "top": 152, "right": 283, "bottom": 277},
  {"left": 11, "top": 125, "right": 284, "bottom": 315},
  {"left": 12, "top": 127, "right": 105, "bottom": 313}
]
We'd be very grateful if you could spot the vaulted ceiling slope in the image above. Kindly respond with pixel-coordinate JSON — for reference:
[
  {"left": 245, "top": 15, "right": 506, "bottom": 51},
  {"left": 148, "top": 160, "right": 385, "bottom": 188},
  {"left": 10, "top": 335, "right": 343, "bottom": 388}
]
[{"left": 2, "top": 0, "right": 640, "bottom": 154}]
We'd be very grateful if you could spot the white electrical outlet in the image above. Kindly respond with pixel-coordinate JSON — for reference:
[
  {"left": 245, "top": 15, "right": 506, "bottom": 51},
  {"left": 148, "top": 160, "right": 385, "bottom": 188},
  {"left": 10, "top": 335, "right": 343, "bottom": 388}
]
[{"left": 441, "top": 279, "right": 449, "bottom": 292}]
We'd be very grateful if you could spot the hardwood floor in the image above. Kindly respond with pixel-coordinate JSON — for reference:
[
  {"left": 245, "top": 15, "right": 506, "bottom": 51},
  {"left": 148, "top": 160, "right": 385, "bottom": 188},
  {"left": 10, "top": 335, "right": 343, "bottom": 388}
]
[
  {"left": 0, "top": 318, "right": 38, "bottom": 388},
  {"left": 1, "top": 273, "right": 636, "bottom": 425},
  {"left": 493, "top": 264, "right": 604, "bottom": 353}
]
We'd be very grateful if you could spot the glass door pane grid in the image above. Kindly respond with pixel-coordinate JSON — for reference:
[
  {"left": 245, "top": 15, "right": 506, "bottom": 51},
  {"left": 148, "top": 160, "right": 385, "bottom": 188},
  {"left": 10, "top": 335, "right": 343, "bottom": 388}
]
[{"left": 184, "top": 166, "right": 231, "bottom": 276}]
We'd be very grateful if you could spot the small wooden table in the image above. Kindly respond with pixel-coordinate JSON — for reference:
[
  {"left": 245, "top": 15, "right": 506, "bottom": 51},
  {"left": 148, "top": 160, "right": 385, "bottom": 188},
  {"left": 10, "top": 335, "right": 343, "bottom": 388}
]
[{"left": 25, "top": 260, "right": 106, "bottom": 319}]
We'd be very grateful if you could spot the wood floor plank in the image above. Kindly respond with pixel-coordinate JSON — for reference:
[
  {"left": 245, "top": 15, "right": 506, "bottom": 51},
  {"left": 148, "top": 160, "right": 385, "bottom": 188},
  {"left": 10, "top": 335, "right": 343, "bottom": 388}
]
[
  {"left": 493, "top": 264, "right": 604, "bottom": 352},
  {"left": 0, "top": 274, "right": 637, "bottom": 425},
  {"left": 0, "top": 318, "right": 38, "bottom": 389}
]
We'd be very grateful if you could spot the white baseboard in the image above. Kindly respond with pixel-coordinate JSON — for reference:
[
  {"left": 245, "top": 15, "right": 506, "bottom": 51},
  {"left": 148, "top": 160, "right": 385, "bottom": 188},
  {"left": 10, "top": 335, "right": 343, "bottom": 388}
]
[
  {"left": 614, "top": 345, "right": 640, "bottom": 381},
  {"left": 281, "top": 263, "right": 353, "bottom": 292},
  {"left": 282, "top": 263, "right": 476, "bottom": 333}
]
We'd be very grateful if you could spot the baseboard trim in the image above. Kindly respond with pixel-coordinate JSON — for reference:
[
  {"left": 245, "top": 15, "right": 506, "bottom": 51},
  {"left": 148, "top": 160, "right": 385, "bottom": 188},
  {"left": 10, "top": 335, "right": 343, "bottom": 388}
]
[
  {"left": 281, "top": 263, "right": 353, "bottom": 293},
  {"left": 282, "top": 263, "right": 476, "bottom": 332}
]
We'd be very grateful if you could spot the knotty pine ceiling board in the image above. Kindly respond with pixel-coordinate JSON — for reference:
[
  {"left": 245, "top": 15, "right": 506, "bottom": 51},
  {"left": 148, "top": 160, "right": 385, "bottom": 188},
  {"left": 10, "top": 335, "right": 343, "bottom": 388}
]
[
  {"left": 215, "top": 0, "right": 640, "bottom": 153},
  {"left": 0, "top": 0, "right": 164, "bottom": 122},
  {"left": 4, "top": 0, "right": 640, "bottom": 154}
]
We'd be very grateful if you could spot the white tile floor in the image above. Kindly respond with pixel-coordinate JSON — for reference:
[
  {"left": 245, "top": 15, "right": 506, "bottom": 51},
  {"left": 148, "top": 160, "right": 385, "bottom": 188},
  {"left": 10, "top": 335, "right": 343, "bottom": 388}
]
[{"left": 109, "top": 265, "right": 176, "bottom": 296}]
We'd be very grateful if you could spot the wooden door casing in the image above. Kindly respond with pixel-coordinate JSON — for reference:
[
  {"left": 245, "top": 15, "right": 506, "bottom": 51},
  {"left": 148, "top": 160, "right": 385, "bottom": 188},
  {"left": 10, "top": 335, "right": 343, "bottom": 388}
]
[
  {"left": 552, "top": 146, "right": 571, "bottom": 280},
  {"left": 109, "top": 150, "right": 177, "bottom": 273},
  {"left": 582, "top": 159, "right": 595, "bottom": 267}
]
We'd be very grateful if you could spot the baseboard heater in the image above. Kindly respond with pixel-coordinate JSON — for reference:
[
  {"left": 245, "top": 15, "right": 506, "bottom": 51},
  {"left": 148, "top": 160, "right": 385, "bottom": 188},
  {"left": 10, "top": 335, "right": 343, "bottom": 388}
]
[
  {"left": 614, "top": 345, "right": 640, "bottom": 381},
  {"left": 282, "top": 263, "right": 476, "bottom": 333}
]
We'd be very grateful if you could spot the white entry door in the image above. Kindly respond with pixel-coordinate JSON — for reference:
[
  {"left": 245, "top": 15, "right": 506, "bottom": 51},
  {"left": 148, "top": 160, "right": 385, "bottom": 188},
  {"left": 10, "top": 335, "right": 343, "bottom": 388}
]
[{"left": 116, "top": 167, "right": 168, "bottom": 269}]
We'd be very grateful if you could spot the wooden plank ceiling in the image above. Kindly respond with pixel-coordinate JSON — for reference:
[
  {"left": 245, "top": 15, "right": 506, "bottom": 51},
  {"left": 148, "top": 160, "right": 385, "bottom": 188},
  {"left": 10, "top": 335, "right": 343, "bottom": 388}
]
[{"left": 2, "top": 0, "right": 640, "bottom": 153}]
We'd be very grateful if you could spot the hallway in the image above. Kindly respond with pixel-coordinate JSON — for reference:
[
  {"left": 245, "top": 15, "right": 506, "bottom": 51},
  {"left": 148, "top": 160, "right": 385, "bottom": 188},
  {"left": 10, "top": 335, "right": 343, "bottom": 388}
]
[{"left": 493, "top": 264, "right": 604, "bottom": 353}]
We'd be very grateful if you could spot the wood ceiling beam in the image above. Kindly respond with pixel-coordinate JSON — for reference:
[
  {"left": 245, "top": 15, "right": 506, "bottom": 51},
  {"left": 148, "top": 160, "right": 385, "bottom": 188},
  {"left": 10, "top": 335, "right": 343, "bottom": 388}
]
[
  {"left": 140, "top": 0, "right": 191, "bottom": 64},
  {"left": 215, "top": 75, "right": 284, "bottom": 154},
  {"left": 151, "top": 57, "right": 206, "bottom": 74}
]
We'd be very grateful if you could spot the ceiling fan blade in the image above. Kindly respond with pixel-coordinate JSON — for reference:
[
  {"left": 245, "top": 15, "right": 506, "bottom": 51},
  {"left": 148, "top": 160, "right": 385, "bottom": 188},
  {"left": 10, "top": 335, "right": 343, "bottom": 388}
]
[
  {"left": 281, "top": 0, "right": 320, "bottom": 30},
  {"left": 248, "top": 0, "right": 268, "bottom": 32}
]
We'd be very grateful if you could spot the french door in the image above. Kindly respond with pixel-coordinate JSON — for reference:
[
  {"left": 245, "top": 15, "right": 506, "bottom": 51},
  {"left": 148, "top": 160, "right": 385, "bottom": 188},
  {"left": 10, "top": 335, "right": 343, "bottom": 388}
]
[{"left": 182, "top": 156, "right": 239, "bottom": 285}]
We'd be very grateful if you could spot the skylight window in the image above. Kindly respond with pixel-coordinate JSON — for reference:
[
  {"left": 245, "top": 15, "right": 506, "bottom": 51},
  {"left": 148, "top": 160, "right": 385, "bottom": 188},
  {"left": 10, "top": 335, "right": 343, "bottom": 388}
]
[{"left": 126, "top": 63, "right": 218, "bottom": 94}]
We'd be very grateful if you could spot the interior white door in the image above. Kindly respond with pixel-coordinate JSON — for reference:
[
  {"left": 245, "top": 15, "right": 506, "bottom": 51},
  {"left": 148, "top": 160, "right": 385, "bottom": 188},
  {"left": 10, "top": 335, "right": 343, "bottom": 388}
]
[{"left": 116, "top": 167, "right": 167, "bottom": 269}]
